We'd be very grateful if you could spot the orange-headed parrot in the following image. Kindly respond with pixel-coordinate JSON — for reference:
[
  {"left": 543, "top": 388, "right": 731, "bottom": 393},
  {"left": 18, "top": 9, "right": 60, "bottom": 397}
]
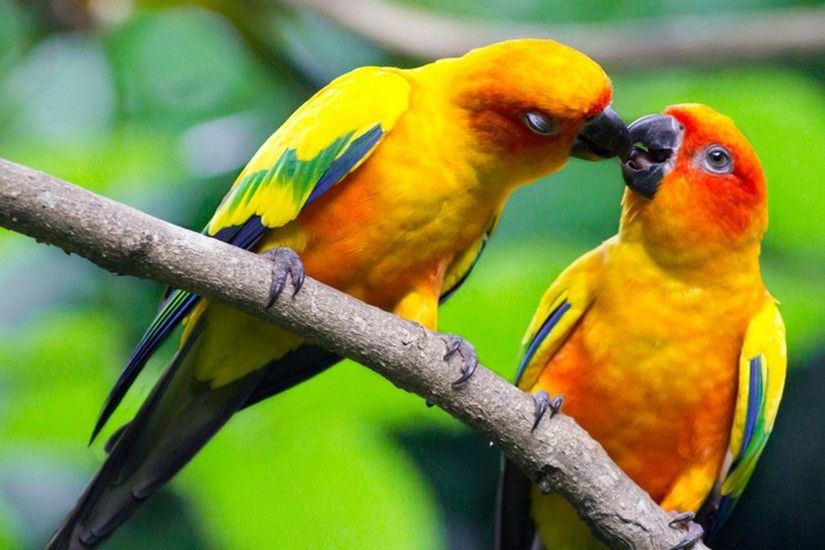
[
  {"left": 496, "top": 104, "right": 786, "bottom": 550},
  {"left": 49, "top": 39, "right": 630, "bottom": 548}
]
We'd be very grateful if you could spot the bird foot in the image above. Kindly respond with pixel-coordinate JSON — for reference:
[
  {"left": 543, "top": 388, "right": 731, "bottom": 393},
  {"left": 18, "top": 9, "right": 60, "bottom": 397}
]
[
  {"left": 531, "top": 391, "right": 563, "bottom": 431},
  {"left": 668, "top": 511, "right": 704, "bottom": 550},
  {"left": 440, "top": 333, "right": 479, "bottom": 389},
  {"left": 263, "top": 247, "right": 305, "bottom": 308}
]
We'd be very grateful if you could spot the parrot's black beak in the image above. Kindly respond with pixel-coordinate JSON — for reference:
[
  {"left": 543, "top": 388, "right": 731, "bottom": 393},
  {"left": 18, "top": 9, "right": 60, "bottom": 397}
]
[
  {"left": 571, "top": 106, "right": 631, "bottom": 161},
  {"left": 621, "top": 114, "right": 683, "bottom": 199}
]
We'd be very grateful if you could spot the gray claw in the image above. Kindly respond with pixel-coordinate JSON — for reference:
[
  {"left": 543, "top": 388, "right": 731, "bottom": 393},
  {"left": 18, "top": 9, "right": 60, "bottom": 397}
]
[
  {"left": 668, "top": 512, "right": 695, "bottom": 527},
  {"left": 264, "top": 247, "right": 305, "bottom": 308},
  {"left": 668, "top": 512, "right": 704, "bottom": 550},
  {"left": 532, "top": 391, "right": 563, "bottom": 431},
  {"left": 441, "top": 334, "right": 479, "bottom": 389}
]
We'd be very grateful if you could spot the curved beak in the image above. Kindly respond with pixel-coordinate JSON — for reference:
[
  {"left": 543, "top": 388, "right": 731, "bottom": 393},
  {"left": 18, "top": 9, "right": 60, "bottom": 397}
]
[
  {"left": 570, "top": 106, "right": 631, "bottom": 161},
  {"left": 621, "top": 114, "right": 683, "bottom": 199}
]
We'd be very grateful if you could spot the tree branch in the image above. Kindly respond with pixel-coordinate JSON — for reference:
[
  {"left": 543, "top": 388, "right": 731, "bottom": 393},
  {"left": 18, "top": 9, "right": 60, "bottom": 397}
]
[
  {"left": 283, "top": 0, "right": 825, "bottom": 69},
  {"left": 0, "top": 157, "right": 707, "bottom": 549}
]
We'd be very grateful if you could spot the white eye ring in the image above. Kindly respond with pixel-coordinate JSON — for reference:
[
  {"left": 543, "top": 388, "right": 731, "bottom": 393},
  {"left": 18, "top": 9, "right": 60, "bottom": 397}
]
[
  {"left": 701, "top": 145, "right": 734, "bottom": 175},
  {"left": 523, "top": 111, "right": 557, "bottom": 135}
]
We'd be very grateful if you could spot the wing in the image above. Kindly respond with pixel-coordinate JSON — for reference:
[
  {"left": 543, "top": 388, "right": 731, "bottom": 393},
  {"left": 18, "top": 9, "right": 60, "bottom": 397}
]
[
  {"left": 439, "top": 215, "right": 500, "bottom": 304},
  {"left": 514, "top": 245, "right": 603, "bottom": 390},
  {"left": 700, "top": 298, "right": 786, "bottom": 539},
  {"left": 90, "top": 67, "right": 412, "bottom": 442}
]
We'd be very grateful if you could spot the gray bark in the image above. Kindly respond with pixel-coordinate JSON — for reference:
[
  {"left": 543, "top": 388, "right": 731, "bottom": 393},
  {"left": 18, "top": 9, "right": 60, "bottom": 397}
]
[{"left": 0, "top": 157, "right": 708, "bottom": 549}]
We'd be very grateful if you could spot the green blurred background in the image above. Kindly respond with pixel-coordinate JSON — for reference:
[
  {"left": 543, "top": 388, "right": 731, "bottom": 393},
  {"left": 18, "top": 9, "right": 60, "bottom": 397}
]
[{"left": 1, "top": 1, "right": 823, "bottom": 548}]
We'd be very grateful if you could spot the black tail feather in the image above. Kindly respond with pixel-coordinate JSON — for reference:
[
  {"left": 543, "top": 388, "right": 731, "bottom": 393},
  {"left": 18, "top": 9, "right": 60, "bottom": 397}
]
[
  {"left": 49, "top": 330, "right": 341, "bottom": 549},
  {"left": 241, "top": 344, "right": 340, "bottom": 409},
  {"left": 47, "top": 324, "right": 264, "bottom": 549},
  {"left": 496, "top": 456, "right": 540, "bottom": 550}
]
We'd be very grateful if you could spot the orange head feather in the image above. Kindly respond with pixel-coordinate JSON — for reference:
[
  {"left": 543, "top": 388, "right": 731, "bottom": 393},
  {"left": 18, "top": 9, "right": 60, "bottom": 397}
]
[
  {"left": 621, "top": 103, "right": 767, "bottom": 265},
  {"left": 423, "top": 39, "right": 623, "bottom": 184}
]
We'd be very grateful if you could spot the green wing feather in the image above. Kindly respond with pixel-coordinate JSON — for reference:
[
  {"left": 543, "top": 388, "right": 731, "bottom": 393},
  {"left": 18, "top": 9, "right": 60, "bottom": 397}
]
[
  {"left": 206, "top": 66, "right": 411, "bottom": 235},
  {"left": 702, "top": 298, "right": 786, "bottom": 537},
  {"left": 90, "top": 67, "right": 411, "bottom": 442},
  {"left": 514, "top": 245, "right": 604, "bottom": 390}
]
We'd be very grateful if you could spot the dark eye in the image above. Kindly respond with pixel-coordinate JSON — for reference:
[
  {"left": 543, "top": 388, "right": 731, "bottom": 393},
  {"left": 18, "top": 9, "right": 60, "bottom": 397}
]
[
  {"left": 701, "top": 145, "right": 733, "bottom": 174},
  {"left": 522, "top": 111, "right": 557, "bottom": 135}
]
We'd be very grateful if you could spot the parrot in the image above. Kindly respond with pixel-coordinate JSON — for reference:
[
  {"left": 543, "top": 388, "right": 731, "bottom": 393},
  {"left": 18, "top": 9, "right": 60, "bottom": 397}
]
[
  {"left": 48, "top": 38, "right": 630, "bottom": 548},
  {"left": 496, "top": 104, "right": 786, "bottom": 550}
]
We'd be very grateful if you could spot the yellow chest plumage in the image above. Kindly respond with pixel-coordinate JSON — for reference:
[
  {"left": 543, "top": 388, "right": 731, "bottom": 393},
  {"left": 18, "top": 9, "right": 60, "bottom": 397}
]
[
  {"left": 526, "top": 237, "right": 772, "bottom": 549},
  {"left": 534, "top": 238, "right": 765, "bottom": 504}
]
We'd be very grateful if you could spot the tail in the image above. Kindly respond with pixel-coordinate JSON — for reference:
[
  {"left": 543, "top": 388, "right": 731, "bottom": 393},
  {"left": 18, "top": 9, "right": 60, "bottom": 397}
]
[
  {"left": 496, "top": 456, "right": 541, "bottom": 550},
  {"left": 47, "top": 323, "right": 264, "bottom": 549},
  {"left": 48, "top": 323, "right": 342, "bottom": 550},
  {"left": 499, "top": 458, "right": 607, "bottom": 550}
]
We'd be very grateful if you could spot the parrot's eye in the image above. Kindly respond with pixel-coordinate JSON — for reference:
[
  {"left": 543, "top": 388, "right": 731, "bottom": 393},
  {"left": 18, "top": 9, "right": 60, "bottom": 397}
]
[
  {"left": 701, "top": 145, "right": 733, "bottom": 175},
  {"left": 522, "top": 111, "right": 557, "bottom": 136}
]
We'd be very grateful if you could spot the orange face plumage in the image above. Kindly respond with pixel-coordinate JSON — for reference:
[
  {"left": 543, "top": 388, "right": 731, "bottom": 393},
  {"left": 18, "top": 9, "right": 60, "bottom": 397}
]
[
  {"left": 621, "top": 103, "right": 768, "bottom": 261},
  {"left": 436, "top": 39, "right": 626, "bottom": 181}
]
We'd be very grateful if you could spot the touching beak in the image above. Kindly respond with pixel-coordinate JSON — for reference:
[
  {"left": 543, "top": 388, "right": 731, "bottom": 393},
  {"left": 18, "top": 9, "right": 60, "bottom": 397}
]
[
  {"left": 621, "top": 114, "right": 683, "bottom": 199},
  {"left": 570, "top": 106, "right": 631, "bottom": 161}
]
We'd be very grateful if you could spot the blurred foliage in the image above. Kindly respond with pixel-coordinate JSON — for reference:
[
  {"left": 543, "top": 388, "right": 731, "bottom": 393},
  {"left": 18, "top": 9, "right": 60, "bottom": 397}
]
[
  {"left": 397, "top": 0, "right": 825, "bottom": 22},
  {"left": 0, "top": 1, "right": 823, "bottom": 549}
]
